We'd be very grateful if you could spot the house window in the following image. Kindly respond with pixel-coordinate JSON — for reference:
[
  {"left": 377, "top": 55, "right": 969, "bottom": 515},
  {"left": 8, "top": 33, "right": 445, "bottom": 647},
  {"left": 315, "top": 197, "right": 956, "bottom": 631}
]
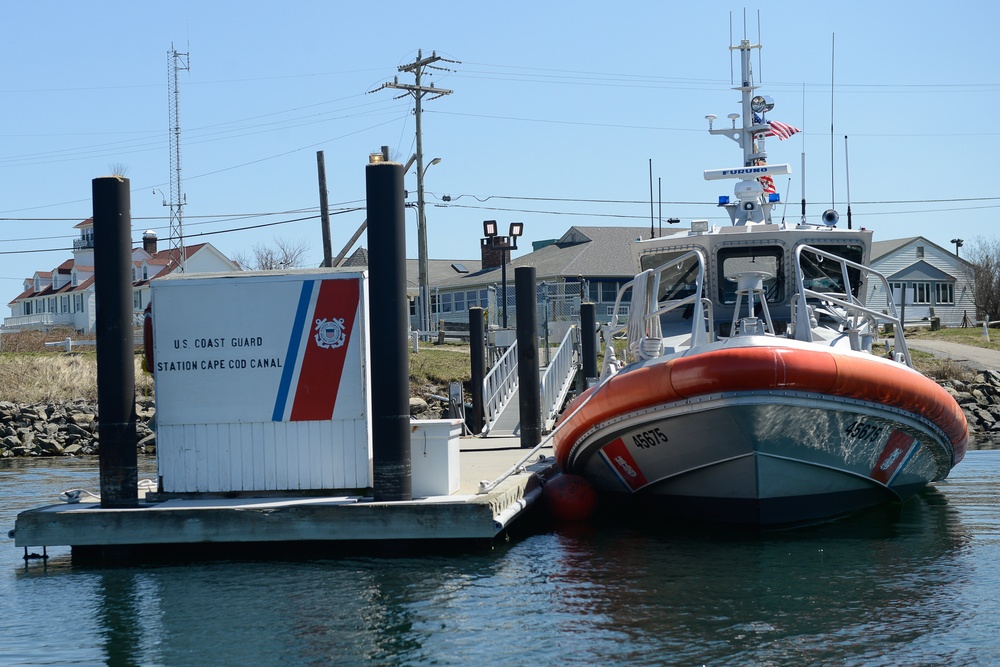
[
  {"left": 454, "top": 291, "right": 466, "bottom": 313},
  {"left": 23, "top": 300, "right": 32, "bottom": 315},
  {"left": 440, "top": 293, "right": 453, "bottom": 313},
  {"left": 935, "top": 283, "right": 954, "bottom": 305},
  {"left": 600, "top": 282, "right": 619, "bottom": 303},
  {"left": 74, "top": 294, "right": 83, "bottom": 312},
  {"left": 133, "top": 290, "right": 142, "bottom": 309},
  {"left": 916, "top": 246, "right": 925, "bottom": 259},
  {"left": 71, "top": 270, "right": 78, "bottom": 287},
  {"left": 479, "top": 289, "right": 489, "bottom": 308},
  {"left": 61, "top": 296, "right": 69, "bottom": 313},
  {"left": 912, "top": 282, "right": 931, "bottom": 304},
  {"left": 889, "top": 282, "right": 905, "bottom": 305},
  {"left": 142, "top": 264, "right": 149, "bottom": 280}
]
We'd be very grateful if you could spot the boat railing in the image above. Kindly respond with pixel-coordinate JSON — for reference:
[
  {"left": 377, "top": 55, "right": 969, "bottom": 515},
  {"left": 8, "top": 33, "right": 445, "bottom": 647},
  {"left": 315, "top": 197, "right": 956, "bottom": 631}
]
[
  {"left": 791, "top": 244, "right": 911, "bottom": 365},
  {"left": 539, "top": 325, "right": 578, "bottom": 431},
  {"left": 608, "top": 249, "right": 712, "bottom": 362},
  {"left": 481, "top": 339, "right": 518, "bottom": 436}
]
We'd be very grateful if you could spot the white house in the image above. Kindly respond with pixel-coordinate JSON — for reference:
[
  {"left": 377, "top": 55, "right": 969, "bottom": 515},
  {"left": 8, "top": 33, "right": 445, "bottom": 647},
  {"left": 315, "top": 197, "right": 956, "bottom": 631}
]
[
  {"left": 865, "top": 236, "right": 976, "bottom": 327},
  {"left": 5, "top": 218, "right": 239, "bottom": 333}
]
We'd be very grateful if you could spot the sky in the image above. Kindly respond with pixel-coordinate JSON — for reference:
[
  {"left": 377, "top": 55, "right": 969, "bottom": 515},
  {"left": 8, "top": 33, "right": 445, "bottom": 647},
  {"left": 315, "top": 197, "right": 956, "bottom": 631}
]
[{"left": 2, "top": 1, "right": 997, "bottom": 308}]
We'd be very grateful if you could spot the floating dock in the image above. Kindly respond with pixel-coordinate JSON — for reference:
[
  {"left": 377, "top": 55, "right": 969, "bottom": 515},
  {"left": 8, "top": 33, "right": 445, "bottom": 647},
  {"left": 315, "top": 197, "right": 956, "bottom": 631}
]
[
  {"left": 13, "top": 436, "right": 557, "bottom": 559},
  {"left": 12, "top": 162, "right": 565, "bottom": 563}
]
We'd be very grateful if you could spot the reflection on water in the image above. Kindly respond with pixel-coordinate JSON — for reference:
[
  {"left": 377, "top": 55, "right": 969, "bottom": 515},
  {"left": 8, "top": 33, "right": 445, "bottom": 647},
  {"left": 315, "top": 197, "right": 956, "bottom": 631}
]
[{"left": 3, "top": 453, "right": 1000, "bottom": 666}]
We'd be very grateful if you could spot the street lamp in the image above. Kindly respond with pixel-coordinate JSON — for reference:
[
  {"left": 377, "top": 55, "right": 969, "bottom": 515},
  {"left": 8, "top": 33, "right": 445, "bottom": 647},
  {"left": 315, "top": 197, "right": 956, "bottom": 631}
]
[
  {"left": 483, "top": 221, "right": 523, "bottom": 328},
  {"left": 951, "top": 238, "right": 964, "bottom": 257},
  {"left": 417, "top": 157, "right": 442, "bottom": 334}
]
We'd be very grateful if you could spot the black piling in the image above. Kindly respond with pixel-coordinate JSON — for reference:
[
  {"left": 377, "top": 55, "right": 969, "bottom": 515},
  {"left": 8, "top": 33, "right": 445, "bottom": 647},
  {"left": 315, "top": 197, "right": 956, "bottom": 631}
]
[
  {"left": 367, "top": 159, "right": 411, "bottom": 501},
  {"left": 515, "top": 266, "right": 542, "bottom": 449},
  {"left": 93, "top": 176, "right": 137, "bottom": 508},
  {"left": 581, "top": 302, "right": 598, "bottom": 382},
  {"left": 469, "top": 307, "right": 486, "bottom": 434}
]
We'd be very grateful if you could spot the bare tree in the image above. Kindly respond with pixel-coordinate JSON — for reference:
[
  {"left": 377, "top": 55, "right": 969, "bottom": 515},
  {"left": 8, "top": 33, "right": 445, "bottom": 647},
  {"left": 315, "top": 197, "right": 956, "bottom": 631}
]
[
  {"left": 233, "top": 237, "right": 311, "bottom": 271},
  {"left": 965, "top": 236, "right": 1000, "bottom": 321}
]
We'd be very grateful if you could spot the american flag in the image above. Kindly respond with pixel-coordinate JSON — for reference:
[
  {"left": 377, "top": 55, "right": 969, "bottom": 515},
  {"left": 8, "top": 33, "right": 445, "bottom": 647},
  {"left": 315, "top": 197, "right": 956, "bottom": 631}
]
[
  {"left": 753, "top": 113, "right": 801, "bottom": 141},
  {"left": 755, "top": 159, "right": 777, "bottom": 194}
]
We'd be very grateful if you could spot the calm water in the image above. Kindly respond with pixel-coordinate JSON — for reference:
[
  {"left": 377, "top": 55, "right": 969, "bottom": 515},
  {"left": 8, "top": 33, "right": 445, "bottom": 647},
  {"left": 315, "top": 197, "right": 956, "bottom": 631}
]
[{"left": 3, "top": 452, "right": 1000, "bottom": 667}]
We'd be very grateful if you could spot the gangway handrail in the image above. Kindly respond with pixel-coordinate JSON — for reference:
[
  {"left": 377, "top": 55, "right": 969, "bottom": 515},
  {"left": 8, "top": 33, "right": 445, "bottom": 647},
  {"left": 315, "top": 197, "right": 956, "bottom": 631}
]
[
  {"left": 481, "top": 339, "right": 518, "bottom": 436},
  {"left": 539, "top": 326, "right": 578, "bottom": 431}
]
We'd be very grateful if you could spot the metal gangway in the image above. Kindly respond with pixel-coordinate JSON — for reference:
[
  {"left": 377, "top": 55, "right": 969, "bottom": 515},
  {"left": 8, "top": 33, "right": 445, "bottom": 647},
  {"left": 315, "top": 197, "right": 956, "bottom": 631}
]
[{"left": 480, "top": 326, "right": 579, "bottom": 436}]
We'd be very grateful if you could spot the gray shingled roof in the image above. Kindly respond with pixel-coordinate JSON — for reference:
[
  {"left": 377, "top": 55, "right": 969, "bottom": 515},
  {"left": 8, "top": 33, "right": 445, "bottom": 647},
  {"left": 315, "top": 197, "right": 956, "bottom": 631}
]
[
  {"left": 341, "top": 247, "right": 482, "bottom": 291},
  {"left": 435, "top": 225, "right": 675, "bottom": 290}
]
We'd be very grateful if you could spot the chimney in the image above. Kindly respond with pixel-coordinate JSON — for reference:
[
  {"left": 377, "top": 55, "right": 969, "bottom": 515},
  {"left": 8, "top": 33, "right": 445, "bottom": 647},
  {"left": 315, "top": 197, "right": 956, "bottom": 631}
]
[
  {"left": 142, "top": 230, "right": 158, "bottom": 254},
  {"left": 480, "top": 237, "right": 509, "bottom": 270}
]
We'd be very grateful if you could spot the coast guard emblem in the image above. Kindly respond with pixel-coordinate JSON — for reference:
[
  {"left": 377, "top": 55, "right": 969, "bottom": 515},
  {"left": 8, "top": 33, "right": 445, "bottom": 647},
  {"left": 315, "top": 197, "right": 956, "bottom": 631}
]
[{"left": 313, "top": 317, "right": 347, "bottom": 349}]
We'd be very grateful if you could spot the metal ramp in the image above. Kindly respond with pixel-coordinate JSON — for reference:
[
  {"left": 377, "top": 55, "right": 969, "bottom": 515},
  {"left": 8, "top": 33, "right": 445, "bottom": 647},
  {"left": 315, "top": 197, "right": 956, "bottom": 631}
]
[
  {"left": 481, "top": 327, "right": 579, "bottom": 437},
  {"left": 488, "top": 386, "right": 521, "bottom": 436}
]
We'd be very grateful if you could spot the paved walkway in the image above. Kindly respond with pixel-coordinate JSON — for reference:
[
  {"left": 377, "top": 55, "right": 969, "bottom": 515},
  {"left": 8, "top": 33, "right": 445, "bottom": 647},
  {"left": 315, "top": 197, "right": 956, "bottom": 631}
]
[{"left": 905, "top": 339, "right": 1000, "bottom": 372}]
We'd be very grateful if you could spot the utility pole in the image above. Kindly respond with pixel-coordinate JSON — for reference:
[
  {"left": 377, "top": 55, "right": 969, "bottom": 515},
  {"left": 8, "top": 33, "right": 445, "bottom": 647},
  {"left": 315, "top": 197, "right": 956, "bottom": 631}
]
[
  {"left": 317, "top": 151, "right": 333, "bottom": 267},
  {"left": 371, "top": 50, "right": 458, "bottom": 334},
  {"left": 167, "top": 44, "right": 190, "bottom": 273}
]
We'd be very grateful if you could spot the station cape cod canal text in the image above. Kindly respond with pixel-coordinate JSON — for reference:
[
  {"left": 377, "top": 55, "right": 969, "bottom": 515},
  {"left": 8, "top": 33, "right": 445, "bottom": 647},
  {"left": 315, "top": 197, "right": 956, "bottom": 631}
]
[{"left": 157, "top": 335, "right": 283, "bottom": 372}]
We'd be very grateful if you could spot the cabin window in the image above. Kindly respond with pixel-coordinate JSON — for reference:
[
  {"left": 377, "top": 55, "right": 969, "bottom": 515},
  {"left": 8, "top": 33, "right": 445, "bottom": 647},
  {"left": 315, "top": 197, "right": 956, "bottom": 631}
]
[
  {"left": 799, "top": 244, "right": 865, "bottom": 298},
  {"left": 640, "top": 250, "right": 702, "bottom": 302},
  {"left": 935, "top": 283, "right": 954, "bottom": 305},
  {"left": 717, "top": 246, "right": 784, "bottom": 305}
]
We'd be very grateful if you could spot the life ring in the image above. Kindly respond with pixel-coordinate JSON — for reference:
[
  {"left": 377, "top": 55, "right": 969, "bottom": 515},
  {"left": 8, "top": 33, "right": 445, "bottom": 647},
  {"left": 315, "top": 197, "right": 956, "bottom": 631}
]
[{"left": 142, "top": 303, "right": 153, "bottom": 372}]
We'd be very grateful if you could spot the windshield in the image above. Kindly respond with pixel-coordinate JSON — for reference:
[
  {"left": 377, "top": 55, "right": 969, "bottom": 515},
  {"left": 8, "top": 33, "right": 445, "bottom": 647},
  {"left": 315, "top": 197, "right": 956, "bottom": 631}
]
[
  {"left": 639, "top": 250, "right": 701, "bottom": 302},
  {"left": 799, "top": 244, "right": 865, "bottom": 297},
  {"left": 716, "top": 246, "right": 784, "bottom": 304}
]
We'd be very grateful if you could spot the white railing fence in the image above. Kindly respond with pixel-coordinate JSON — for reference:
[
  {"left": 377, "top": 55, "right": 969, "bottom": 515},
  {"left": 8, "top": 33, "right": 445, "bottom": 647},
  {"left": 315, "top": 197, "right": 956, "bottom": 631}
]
[
  {"left": 540, "top": 326, "right": 578, "bottom": 430},
  {"left": 481, "top": 339, "right": 518, "bottom": 436}
]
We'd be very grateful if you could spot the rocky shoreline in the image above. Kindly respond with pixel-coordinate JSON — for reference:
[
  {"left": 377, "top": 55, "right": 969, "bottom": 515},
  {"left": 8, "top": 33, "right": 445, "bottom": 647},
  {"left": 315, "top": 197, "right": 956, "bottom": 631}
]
[{"left": 2, "top": 371, "right": 999, "bottom": 459}]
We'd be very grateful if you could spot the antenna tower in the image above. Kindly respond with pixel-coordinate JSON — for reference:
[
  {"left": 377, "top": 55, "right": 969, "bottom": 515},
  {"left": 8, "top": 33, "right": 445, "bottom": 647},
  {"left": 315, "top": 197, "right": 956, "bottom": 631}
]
[
  {"left": 370, "top": 50, "right": 459, "bottom": 334},
  {"left": 167, "top": 45, "right": 190, "bottom": 272}
]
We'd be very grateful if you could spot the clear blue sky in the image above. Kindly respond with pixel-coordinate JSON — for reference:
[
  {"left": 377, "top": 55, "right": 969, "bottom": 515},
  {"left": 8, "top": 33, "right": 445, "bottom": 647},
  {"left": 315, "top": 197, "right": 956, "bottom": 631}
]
[{"left": 2, "top": 1, "right": 997, "bottom": 306}]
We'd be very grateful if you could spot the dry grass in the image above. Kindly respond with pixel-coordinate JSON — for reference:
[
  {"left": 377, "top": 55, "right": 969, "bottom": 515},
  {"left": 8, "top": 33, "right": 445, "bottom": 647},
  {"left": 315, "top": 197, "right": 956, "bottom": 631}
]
[
  {"left": 0, "top": 353, "right": 153, "bottom": 404},
  {"left": 409, "top": 346, "right": 472, "bottom": 396},
  {"left": 0, "top": 329, "right": 152, "bottom": 404}
]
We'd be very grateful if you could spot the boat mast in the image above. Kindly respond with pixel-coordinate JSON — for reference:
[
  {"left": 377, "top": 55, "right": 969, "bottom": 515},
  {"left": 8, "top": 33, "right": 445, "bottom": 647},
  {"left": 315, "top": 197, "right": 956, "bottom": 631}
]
[{"left": 705, "top": 39, "right": 789, "bottom": 226}]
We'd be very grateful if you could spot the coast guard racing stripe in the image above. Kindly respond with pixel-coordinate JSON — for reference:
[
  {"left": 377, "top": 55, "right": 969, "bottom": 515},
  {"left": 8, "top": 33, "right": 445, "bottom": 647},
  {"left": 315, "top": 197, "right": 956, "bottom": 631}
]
[
  {"left": 600, "top": 437, "right": 649, "bottom": 491},
  {"left": 870, "top": 430, "right": 918, "bottom": 485},
  {"left": 272, "top": 279, "right": 360, "bottom": 422}
]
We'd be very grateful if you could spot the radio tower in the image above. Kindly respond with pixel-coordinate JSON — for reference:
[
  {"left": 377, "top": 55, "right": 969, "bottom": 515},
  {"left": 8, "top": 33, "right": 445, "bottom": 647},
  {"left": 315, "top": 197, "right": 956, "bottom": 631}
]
[{"left": 167, "top": 45, "right": 190, "bottom": 272}]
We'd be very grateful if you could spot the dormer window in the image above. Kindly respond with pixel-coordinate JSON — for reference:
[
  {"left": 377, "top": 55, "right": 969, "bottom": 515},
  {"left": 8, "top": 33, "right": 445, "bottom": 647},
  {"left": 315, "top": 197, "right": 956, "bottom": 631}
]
[
  {"left": 71, "top": 269, "right": 78, "bottom": 287},
  {"left": 142, "top": 263, "right": 149, "bottom": 280}
]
